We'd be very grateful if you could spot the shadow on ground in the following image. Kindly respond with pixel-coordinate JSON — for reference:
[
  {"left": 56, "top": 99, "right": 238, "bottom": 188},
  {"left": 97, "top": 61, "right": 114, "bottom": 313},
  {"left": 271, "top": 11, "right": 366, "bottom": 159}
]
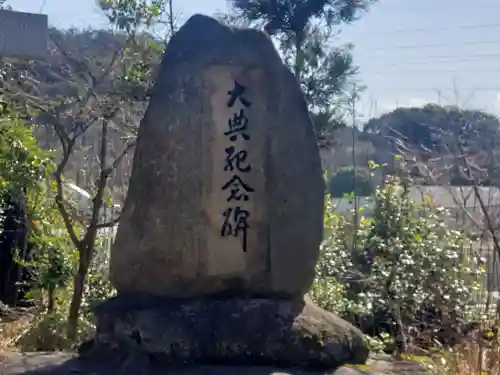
[{"left": 1, "top": 352, "right": 381, "bottom": 375}]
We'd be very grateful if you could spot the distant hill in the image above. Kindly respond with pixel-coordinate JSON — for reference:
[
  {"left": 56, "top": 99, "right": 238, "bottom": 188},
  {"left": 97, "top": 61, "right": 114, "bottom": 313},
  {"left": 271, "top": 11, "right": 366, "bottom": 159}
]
[
  {"left": 321, "top": 105, "right": 500, "bottom": 185},
  {"left": 363, "top": 104, "right": 500, "bottom": 157}
]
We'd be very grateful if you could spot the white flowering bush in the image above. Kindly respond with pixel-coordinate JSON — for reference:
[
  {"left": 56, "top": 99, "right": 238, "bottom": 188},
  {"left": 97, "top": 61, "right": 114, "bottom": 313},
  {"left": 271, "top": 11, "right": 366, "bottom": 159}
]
[{"left": 311, "top": 166, "right": 485, "bottom": 351}]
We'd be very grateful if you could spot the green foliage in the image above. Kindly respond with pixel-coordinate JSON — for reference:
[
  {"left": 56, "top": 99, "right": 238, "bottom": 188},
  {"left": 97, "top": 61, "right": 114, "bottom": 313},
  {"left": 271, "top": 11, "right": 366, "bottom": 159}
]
[
  {"left": 327, "top": 167, "right": 374, "bottom": 197},
  {"left": 18, "top": 232, "right": 115, "bottom": 351},
  {"left": 98, "top": 0, "right": 166, "bottom": 100},
  {"left": 0, "top": 104, "right": 52, "bottom": 196},
  {"left": 18, "top": 310, "right": 74, "bottom": 351},
  {"left": 18, "top": 273, "right": 115, "bottom": 351},
  {"left": 363, "top": 104, "right": 500, "bottom": 156},
  {"left": 0, "top": 104, "right": 75, "bottom": 311},
  {"left": 361, "top": 105, "right": 500, "bottom": 185},
  {"left": 299, "top": 35, "right": 358, "bottom": 146},
  {"left": 118, "top": 34, "right": 164, "bottom": 101},
  {"left": 311, "top": 163, "right": 485, "bottom": 350},
  {"left": 365, "top": 332, "right": 394, "bottom": 354},
  {"left": 231, "top": 0, "right": 375, "bottom": 33},
  {"left": 27, "top": 187, "right": 76, "bottom": 307},
  {"left": 358, "top": 175, "right": 482, "bottom": 319},
  {"left": 99, "top": 0, "right": 166, "bottom": 31},
  {"left": 17, "top": 224, "right": 115, "bottom": 351},
  {"left": 2, "top": 0, "right": 164, "bottom": 345}
]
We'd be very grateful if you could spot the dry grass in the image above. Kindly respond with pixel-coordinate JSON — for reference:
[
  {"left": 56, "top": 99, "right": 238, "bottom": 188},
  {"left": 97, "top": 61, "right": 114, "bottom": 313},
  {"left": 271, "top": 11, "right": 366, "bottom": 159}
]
[
  {"left": 403, "top": 323, "right": 500, "bottom": 375},
  {"left": 0, "top": 313, "right": 37, "bottom": 351},
  {"left": 428, "top": 341, "right": 500, "bottom": 375}
]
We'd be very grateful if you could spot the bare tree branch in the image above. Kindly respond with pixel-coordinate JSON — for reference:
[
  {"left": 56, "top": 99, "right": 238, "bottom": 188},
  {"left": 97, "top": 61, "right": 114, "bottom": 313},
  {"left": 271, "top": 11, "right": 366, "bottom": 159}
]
[
  {"left": 106, "top": 139, "right": 136, "bottom": 177},
  {"left": 96, "top": 215, "right": 121, "bottom": 229},
  {"left": 54, "top": 140, "right": 82, "bottom": 249},
  {"left": 50, "top": 35, "right": 96, "bottom": 87}
]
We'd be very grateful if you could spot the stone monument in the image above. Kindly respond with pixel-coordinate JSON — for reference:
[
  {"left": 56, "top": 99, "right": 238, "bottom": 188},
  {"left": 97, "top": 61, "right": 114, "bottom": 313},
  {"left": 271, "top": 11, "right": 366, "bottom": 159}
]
[
  {"left": 110, "top": 21, "right": 324, "bottom": 300},
  {"left": 84, "top": 13, "right": 368, "bottom": 373}
]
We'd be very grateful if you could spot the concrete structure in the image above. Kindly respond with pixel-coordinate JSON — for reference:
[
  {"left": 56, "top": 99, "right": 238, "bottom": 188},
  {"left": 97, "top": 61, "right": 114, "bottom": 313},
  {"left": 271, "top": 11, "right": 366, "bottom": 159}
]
[{"left": 0, "top": 9, "right": 47, "bottom": 59}]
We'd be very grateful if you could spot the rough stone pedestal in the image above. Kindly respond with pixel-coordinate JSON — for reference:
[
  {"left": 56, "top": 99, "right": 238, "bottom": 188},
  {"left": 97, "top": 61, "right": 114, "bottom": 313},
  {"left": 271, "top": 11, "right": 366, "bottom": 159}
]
[{"left": 79, "top": 295, "right": 368, "bottom": 371}]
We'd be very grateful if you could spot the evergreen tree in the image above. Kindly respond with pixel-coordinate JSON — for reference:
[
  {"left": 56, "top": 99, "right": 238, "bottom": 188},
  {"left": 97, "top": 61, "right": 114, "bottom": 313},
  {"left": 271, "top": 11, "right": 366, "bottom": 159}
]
[{"left": 229, "top": 0, "right": 377, "bottom": 146}]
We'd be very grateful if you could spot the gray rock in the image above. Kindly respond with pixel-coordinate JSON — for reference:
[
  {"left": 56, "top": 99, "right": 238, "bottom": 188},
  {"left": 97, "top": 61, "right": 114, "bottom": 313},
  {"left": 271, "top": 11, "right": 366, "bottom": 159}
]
[
  {"left": 82, "top": 295, "right": 368, "bottom": 371},
  {"left": 110, "top": 14, "right": 324, "bottom": 298}
]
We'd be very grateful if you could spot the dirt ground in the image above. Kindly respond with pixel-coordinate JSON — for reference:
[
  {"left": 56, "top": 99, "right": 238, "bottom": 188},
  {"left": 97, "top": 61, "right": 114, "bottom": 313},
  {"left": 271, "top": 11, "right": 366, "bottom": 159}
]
[{"left": 0, "top": 352, "right": 431, "bottom": 375}]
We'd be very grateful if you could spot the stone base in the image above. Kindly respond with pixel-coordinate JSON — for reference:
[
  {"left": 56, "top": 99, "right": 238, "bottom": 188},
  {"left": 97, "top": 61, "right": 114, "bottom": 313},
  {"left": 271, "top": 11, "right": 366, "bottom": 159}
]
[
  {"left": 1, "top": 352, "right": 431, "bottom": 375},
  {"left": 80, "top": 295, "right": 369, "bottom": 371}
]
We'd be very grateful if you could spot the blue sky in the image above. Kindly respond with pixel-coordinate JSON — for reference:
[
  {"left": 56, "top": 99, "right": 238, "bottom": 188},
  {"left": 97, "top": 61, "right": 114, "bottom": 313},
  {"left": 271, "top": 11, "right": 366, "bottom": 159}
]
[{"left": 8, "top": 0, "right": 500, "bottom": 121}]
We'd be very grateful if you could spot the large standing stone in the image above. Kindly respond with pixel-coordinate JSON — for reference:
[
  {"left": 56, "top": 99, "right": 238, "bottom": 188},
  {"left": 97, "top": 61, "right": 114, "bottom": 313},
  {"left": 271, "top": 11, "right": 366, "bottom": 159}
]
[
  {"left": 99, "top": 14, "right": 369, "bottom": 371},
  {"left": 110, "top": 14, "right": 324, "bottom": 298}
]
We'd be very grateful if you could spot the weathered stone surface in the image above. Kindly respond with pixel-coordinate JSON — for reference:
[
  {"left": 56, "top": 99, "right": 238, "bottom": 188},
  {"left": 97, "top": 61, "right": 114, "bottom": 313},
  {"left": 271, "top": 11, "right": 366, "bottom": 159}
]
[
  {"left": 110, "top": 14, "right": 324, "bottom": 298},
  {"left": 80, "top": 295, "right": 368, "bottom": 371},
  {"left": 0, "top": 352, "right": 431, "bottom": 375}
]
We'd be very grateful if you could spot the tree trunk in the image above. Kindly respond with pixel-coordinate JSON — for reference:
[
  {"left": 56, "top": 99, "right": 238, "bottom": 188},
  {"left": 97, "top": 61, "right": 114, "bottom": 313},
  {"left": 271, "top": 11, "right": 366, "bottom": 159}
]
[
  {"left": 67, "top": 247, "right": 91, "bottom": 341},
  {"left": 47, "top": 284, "right": 55, "bottom": 313},
  {"left": 391, "top": 303, "right": 407, "bottom": 355},
  {"left": 168, "top": 0, "right": 175, "bottom": 36},
  {"left": 294, "top": 33, "right": 304, "bottom": 82}
]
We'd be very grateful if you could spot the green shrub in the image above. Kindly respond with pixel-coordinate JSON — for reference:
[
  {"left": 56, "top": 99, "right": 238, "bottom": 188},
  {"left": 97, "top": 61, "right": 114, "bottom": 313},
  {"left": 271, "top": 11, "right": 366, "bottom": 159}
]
[
  {"left": 0, "top": 104, "right": 115, "bottom": 350},
  {"left": 327, "top": 167, "right": 375, "bottom": 198},
  {"left": 311, "top": 164, "right": 485, "bottom": 352}
]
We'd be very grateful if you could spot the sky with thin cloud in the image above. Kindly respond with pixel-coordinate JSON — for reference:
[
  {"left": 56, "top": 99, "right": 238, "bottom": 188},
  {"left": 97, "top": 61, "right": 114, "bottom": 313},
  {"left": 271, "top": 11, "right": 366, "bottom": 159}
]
[{"left": 8, "top": 0, "right": 500, "bottom": 122}]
